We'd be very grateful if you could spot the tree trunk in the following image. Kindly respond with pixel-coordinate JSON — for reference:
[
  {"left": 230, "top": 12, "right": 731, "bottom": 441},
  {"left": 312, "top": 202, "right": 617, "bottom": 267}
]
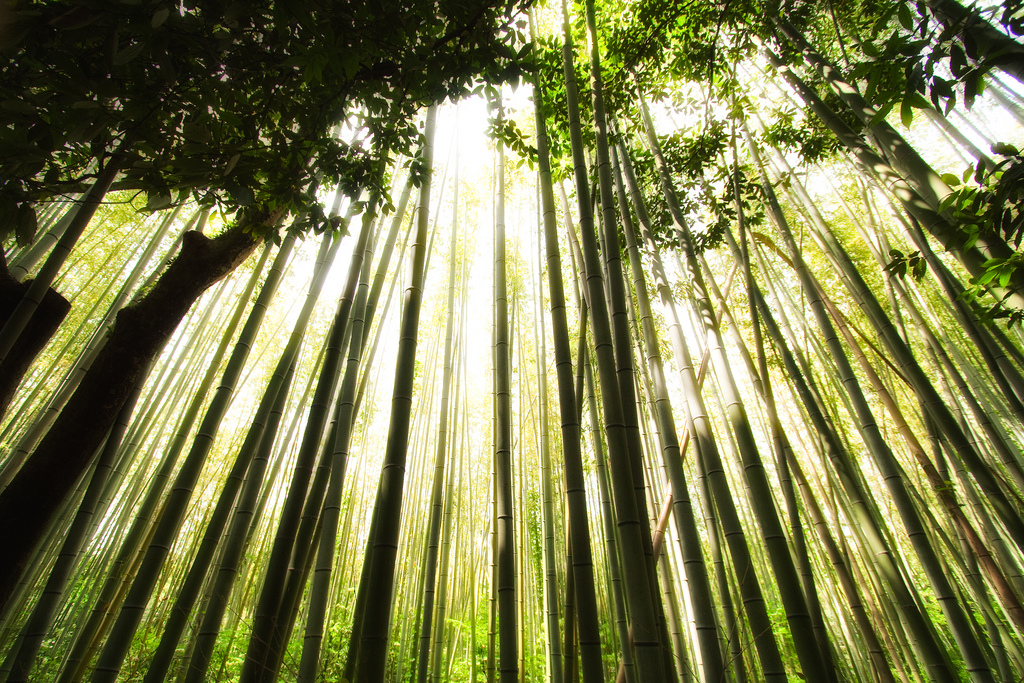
[
  {"left": 0, "top": 215, "right": 267, "bottom": 613},
  {"left": 0, "top": 143, "right": 129, "bottom": 378},
  {"left": 0, "top": 263, "right": 69, "bottom": 417}
]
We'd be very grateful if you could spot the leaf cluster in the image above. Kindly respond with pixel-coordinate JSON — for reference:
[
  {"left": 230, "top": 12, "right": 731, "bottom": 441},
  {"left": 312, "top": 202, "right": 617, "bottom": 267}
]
[
  {"left": 714, "top": 163, "right": 766, "bottom": 236},
  {"left": 531, "top": 27, "right": 594, "bottom": 182},
  {"left": 760, "top": 109, "right": 842, "bottom": 163},
  {"left": 884, "top": 247, "right": 928, "bottom": 281},
  {"left": 935, "top": 145, "right": 1024, "bottom": 321},
  {"left": 819, "top": 0, "right": 1019, "bottom": 123},
  {"left": 1, "top": 0, "right": 532, "bottom": 240},
  {"left": 941, "top": 147, "right": 1024, "bottom": 252},
  {"left": 488, "top": 115, "right": 539, "bottom": 168}
]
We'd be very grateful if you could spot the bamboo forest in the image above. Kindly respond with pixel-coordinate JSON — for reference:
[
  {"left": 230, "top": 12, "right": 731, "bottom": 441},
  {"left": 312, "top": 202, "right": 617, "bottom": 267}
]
[{"left": 10, "top": 0, "right": 1024, "bottom": 681}]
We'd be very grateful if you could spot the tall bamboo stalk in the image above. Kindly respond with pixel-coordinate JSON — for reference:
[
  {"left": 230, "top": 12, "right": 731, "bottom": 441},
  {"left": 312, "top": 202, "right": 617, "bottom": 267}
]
[{"left": 355, "top": 105, "right": 438, "bottom": 683}]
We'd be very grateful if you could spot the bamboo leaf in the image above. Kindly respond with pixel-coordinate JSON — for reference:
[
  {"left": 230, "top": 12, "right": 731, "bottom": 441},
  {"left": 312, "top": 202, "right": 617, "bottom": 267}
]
[
  {"left": 16, "top": 204, "right": 36, "bottom": 247},
  {"left": 113, "top": 41, "right": 145, "bottom": 65},
  {"left": 900, "top": 96, "right": 914, "bottom": 127},
  {"left": 897, "top": 4, "right": 913, "bottom": 30},
  {"left": 151, "top": 7, "right": 169, "bottom": 28}
]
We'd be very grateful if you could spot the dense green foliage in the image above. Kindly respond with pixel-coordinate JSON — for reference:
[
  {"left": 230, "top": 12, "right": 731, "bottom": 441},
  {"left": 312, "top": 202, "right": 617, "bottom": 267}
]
[{"left": 4, "top": 0, "right": 1024, "bottom": 682}]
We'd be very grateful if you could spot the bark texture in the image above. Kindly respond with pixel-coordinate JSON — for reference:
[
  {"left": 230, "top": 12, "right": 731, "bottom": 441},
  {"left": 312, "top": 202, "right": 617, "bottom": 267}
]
[
  {"left": 0, "top": 263, "right": 70, "bottom": 417},
  {"left": 0, "top": 220, "right": 263, "bottom": 611}
]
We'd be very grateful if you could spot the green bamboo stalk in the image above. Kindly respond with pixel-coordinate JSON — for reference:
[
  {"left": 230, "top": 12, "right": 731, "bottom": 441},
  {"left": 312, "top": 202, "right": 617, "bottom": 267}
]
[
  {"left": 559, "top": 6, "right": 665, "bottom": 679},
  {"left": 417, "top": 145, "right": 462, "bottom": 683},
  {"left": 91, "top": 231, "right": 338, "bottom": 683},
  {"left": 635, "top": 92, "right": 794, "bottom": 681},
  {"left": 0, "top": 138, "right": 132, "bottom": 374},
  {"left": 920, "top": 0, "right": 1024, "bottom": 83},
  {"left": 532, "top": 167, "right": 564, "bottom": 683},
  {"left": 354, "top": 104, "right": 438, "bottom": 683},
  {"left": 742, "top": 144, "right": 964, "bottom": 681},
  {"left": 1, "top": 369, "right": 147, "bottom": 682},
  {"left": 612, "top": 132, "right": 726, "bottom": 683},
  {"left": 489, "top": 93, "right": 519, "bottom": 683},
  {"left": 530, "top": 18, "right": 606, "bottom": 679},
  {"left": 52, "top": 236, "right": 290, "bottom": 683},
  {"left": 243, "top": 196, "right": 376, "bottom": 683},
  {"left": 297, "top": 203, "right": 384, "bottom": 683}
]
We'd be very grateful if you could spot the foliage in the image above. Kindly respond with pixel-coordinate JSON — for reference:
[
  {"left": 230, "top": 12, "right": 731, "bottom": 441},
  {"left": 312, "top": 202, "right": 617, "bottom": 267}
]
[
  {"left": 935, "top": 145, "right": 1024, "bottom": 322},
  {"left": 531, "top": 29, "right": 591, "bottom": 182},
  {"left": 1, "top": 0, "right": 532, "bottom": 238},
  {"left": 488, "top": 113, "right": 539, "bottom": 168},
  {"left": 797, "top": 0, "right": 1021, "bottom": 122},
  {"left": 940, "top": 145, "right": 1024, "bottom": 249},
  {"left": 884, "top": 247, "right": 929, "bottom": 281},
  {"left": 760, "top": 106, "right": 842, "bottom": 163}
]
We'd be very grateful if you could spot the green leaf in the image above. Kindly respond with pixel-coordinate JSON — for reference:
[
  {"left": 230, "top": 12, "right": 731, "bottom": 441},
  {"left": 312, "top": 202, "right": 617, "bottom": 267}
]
[
  {"left": 900, "top": 97, "right": 914, "bottom": 127},
  {"left": 151, "top": 7, "right": 170, "bottom": 28},
  {"left": 145, "top": 192, "right": 172, "bottom": 211},
  {"left": 1000, "top": 268, "right": 1015, "bottom": 287},
  {"left": 16, "top": 204, "right": 36, "bottom": 247},
  {"left": 0, "top": 197, "right": 15, "bottom": 241},
  {"left": 897, "top": 3, "right": 914, "bottom": 30},
  {"left": 113, "top": 41, "right": 146, "bottom": 65},
  {"left": 223, "top": 153, "right": 241, "bottom": 176},
  {"left": 182, "top": 122, "right": 212, "bottom": 143},
  {"left": 941, "top": 173, "right": 961, "bottom": 186},
  {"left": 912, "top": 258, "right": 927, "bottom": 280},
  {"left": 870, "top": 101, "right": 894, "bottom": 126},
  {"left": 871, "top": 6, "right": 897, "bottom": 38},
  {"left": 1, "top": 99, "right": 37, "bottom": 115},
  {"left": 908, "top": 92, "right": 931, "bottom": 109}
]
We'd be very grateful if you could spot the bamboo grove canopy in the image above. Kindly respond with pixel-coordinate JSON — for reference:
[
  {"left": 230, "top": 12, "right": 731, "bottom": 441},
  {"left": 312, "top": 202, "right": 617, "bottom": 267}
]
[{"left": 5, "top": 0, "right": 1024, "bottom": 680}]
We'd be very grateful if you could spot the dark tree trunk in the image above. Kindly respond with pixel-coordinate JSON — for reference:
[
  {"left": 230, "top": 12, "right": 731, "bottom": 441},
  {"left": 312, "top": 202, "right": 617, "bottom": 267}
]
[
  {"left": 0, "top": 261, "right": 70, "bottom": 416},
  {"left": 0, "top": 220, "right": 264, "bottom": 612}
]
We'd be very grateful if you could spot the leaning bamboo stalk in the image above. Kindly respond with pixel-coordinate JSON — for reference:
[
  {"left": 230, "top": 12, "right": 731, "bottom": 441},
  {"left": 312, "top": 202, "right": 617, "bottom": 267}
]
[
  {"left": 1, "top": 369, "right": 147, "bottom": 682},
  {"left": 612, "top": 133, "right": 725, "bottom": 683},
  {"left": 92, "top": 231, "right": 340, "bottom": 683},
  {"left": 529, "top": 16, "right": 606, "bottom": 679},
  {"left": 432, "top": 332, "right": 464, "bottom": 683},
  {"left": 354, "top": 105, "right": 438, "bottom": 683},
  {"left": 243, "top": 196, "right": 374, "bottom": 683},
  {"left": 0, "top": 203, "right": 188, "bottom": 490},
  {"left": 635, "top": 92, "right": 798, "bottom": 680},
  {"left": 297, "top": 201, "right": 388, "bottom": 682},
  {"left": 760, "top": 46, "right": 1024, "bottom": 311},
  {"left": 0, "top": 139, "right": 132, "bottom": 371},
  {"left": 581, "top": 10, "right": 672, "bottom": 680},
  {"left": 558, "top": 5, "right": 665, "bottom": 678},
  {"left": 741, "top": 138, "right": 969, "bottom": 680},
  {"left": 52, "top": 236, "right": 292, "bottom": 683}
]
